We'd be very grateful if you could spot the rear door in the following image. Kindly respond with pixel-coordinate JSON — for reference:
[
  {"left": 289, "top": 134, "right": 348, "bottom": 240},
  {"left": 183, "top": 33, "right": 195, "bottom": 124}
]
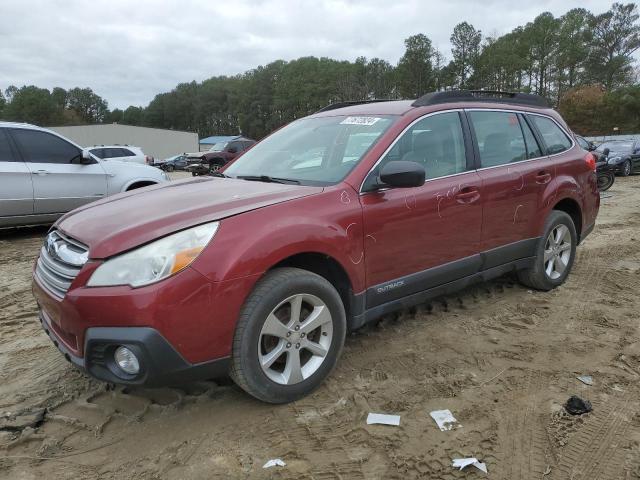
[
  {"left": 10, "top": 128, "right": 108, "bottom": 214},
  {"left": 469, "top": 110, "right": 555, "bottom": 261},
  {"left": 0, "top": 129, "right": 34, "bottom": 219},
  {"left": 360, "top": 110, "right": 483, "bottom": 308}
]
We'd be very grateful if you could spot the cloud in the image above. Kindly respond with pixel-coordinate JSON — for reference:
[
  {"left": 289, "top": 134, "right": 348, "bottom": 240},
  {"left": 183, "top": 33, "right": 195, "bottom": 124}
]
[{"left": 0, "top": 0, "right": 625, "bottom": 109}]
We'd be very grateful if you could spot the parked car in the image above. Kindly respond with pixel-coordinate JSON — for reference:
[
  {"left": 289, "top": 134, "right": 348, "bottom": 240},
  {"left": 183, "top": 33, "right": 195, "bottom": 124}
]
[
  {"left": 159, "top": 154, "right": 189, "bottom": 172},
  {"left": 32, "top": 90, "right": 599, "bottom": 403},
  {"left": 86, "top": 145, "right": 151, "bottom": 165},
  {"left": 185, "top": 137, "right": 255, "bottom": 175},
  {"left": 0, "top": 122, "right": 168, "bottom": 228},
  {"left": 574, "top": 135, "right": 615, "bottom": 191},
  {"left": 593, "top": 140, "right": 640, "bottom": 176}
]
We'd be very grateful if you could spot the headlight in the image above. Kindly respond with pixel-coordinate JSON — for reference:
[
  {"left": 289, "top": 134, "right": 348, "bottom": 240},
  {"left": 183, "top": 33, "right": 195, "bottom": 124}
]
[
  {"left": 87, "top": 222, "right": 219, "bottom": 287},
  {"left": 608, "top": 156, "right": 622, "bottom": 165}
]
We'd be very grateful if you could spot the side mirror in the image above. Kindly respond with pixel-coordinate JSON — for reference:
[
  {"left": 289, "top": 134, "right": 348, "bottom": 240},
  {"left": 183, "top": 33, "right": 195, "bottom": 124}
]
[
  {"left": 603, "top": 148, "right": 610, "bottom": 156},
  {"left": 81, "top": 150, "right": 94, "bottom": 164},
  {"left": 378, "top": 161, "right": 426, "bottom": 188}
]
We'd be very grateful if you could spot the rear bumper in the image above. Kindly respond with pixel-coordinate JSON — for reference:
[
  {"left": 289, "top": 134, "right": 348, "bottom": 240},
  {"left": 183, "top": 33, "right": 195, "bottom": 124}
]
[{"left": 39, "top": 309, "right": 230, "bottom": 386}]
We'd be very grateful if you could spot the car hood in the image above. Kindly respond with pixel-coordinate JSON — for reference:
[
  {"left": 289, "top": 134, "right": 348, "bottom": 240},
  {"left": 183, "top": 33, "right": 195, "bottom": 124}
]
[{"left": 55, "top": 177, "right": 323, "bottom": 258}]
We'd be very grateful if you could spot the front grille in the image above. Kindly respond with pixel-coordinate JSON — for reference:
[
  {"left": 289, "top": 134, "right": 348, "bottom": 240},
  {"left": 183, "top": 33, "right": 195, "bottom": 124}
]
[{"left": 35, "top": 230, "right": 88, "bottom": 298}]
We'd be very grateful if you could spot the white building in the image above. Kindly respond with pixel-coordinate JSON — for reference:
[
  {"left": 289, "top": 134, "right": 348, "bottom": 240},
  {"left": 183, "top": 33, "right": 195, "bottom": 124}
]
[{"left": 49, "top": 124, "right": 199, "bottom": 160}]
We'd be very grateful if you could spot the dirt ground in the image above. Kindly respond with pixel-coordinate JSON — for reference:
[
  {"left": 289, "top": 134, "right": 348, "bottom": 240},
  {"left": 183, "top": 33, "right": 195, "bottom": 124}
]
[{"left": 1, "top": 175, "right": 640, "bottom": 480}]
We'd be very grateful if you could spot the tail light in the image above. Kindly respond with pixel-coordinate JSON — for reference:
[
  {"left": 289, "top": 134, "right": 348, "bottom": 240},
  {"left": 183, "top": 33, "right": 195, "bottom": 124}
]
[{"left": 584, "top": 152, "right": 596, "bottom": 171}]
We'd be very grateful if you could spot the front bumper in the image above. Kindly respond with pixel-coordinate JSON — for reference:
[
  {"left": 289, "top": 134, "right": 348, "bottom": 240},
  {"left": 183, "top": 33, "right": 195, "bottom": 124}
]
[{"left": 39, "top": 309, "right": 230, "bottom": 386}]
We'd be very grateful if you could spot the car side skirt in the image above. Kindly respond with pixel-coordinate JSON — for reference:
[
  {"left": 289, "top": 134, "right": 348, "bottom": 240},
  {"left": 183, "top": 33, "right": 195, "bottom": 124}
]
[{"left": 349, "top": 237, "right": 540, "bottom": 330}]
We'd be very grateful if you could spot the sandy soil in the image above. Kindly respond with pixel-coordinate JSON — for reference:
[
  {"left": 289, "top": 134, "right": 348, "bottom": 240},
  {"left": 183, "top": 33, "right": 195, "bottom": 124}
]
[{"left": 1, "top": 176, "right": 640, "bottom": 479}]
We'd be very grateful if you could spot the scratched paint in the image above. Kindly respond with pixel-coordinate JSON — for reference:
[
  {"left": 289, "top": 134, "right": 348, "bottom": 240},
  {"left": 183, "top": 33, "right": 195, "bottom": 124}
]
[
  {"left": 513, "top": 204, "right": 523, "bottom": 224},
  {"left": 345, "top": 222, "right": 364, "bottom": 264},
  {"left": 340, "top": 190, "right": 351, "bottom": 204}
]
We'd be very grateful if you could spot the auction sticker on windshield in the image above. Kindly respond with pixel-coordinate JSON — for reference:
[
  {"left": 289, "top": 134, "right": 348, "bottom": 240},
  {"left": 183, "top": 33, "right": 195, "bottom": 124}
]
[{"left": 340, "top": 116, "right": 381, "bottom": 126}]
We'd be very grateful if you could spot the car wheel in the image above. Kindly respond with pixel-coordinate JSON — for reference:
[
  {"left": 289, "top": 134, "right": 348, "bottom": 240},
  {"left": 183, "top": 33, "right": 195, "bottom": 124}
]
[
  {"left": 621, "top": 159, "right": 632, "bottom": 177},
  {"left": 166, "top": 165, "right": 174, "bottom": 172},
  {"left": 517, "top": 210, "right": 577, "bottom": 291},
  {"left": 230, "top": 267, "right": 346, "bottom": 403},
  {"left": 191, "top": 172, "right": 198, "bottom": 177},
  {"left": 209, "top": 161, "right": 225, "bottom": 174}
]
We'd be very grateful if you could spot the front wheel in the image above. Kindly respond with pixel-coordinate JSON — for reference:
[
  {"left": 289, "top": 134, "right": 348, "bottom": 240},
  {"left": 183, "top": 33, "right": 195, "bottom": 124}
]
[
  {"left": 231, "top": 268, "right": 346, "bottom": 403},
  {"left": 621, "top": 159, "right": 632, "bottom": 177},
  {"left": 517, "top": 210, "right": 577, "bottom": 291}
]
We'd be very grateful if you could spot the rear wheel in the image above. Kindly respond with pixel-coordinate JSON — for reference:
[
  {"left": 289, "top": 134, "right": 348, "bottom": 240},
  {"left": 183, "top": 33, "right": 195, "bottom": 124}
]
[
  {"left": 517, "top": 210, "right": 577, "bottom": 291},
  {"left": 231, "top": 268, "right": 346, "bottom": 403}
]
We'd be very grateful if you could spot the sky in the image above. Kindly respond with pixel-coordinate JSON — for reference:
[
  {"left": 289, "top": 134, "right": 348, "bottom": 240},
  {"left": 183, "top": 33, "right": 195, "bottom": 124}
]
[{"left": 0, "top": 0, "right": 630, "bottom": 109}]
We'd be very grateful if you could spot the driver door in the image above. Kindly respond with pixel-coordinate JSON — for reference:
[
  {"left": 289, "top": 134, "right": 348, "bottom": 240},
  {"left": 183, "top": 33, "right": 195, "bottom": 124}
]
[
  {"left": 9, "top": 129, "right": 108, "bottom": 214},
  {"left": 360, "top": 111, "right": 483, "bottom": 308}
]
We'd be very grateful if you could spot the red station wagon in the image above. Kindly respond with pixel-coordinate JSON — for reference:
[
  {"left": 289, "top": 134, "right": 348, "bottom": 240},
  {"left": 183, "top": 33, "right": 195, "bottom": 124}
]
[{"left": 32, "top": 90, "right": 599, "bottom": 403}]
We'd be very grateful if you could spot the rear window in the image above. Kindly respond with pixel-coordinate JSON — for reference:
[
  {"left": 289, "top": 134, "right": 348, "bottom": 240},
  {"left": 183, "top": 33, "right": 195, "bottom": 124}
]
[{"left": 528, "top": 115, "right": 572, "bottom": 154}]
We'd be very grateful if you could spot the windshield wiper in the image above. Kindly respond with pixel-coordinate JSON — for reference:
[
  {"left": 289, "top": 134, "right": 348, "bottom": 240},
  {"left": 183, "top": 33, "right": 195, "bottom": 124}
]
[{"left": 236, "top": 175, "right": 300, "bottom": 185}]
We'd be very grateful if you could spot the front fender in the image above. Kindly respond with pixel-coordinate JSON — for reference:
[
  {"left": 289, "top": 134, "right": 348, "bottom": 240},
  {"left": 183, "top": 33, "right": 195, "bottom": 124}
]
[{"left": 191, "top": 186, "right": 366, "bottom": 293}]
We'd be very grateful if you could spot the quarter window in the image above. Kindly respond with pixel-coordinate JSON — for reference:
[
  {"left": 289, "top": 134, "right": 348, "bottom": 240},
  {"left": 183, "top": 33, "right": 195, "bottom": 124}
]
[
  {"left": 365, "top": 111, "right": 467, "bottom": 189},
  {"left": 11, "top": 129, "right": 81, "bottom": 164},
  {"left": 469, "top": 111, "right": 528, "bottom": 167},
  {"left": 120, "top": 148, "right": 135, "bottom": 156},
  {"left": 529, "top": 115, "right": 572, "bottom": 154}
]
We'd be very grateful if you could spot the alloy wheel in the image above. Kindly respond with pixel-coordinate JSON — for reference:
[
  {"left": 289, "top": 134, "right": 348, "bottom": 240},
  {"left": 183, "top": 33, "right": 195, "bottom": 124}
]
[
  {"left": 544, "top": 224, "right": 572, "bottom": 280},
  {"left": 258, "top": 293, "right": 333, "bottom": 385}
]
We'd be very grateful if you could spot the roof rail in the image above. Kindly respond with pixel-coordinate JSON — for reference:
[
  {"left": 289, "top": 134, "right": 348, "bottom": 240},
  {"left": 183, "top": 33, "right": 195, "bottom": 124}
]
[
  {"left": 315, "top": 99, "right": 390, "bottom": 113},
  {"left": 412, "top": 90, "right": 550, "bottom": 108}
]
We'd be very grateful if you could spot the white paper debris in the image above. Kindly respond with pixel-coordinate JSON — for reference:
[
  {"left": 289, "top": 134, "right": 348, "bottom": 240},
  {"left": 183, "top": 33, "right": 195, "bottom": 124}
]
[
  {"left": 262, "top": 459, "right": 286, "bottom": 469},
  {"left": 452, "top": 458, "right": 488, "bottom": 474},
  {"left": 340, "top": 116, "right": 381, "bottom": 126},
  {"left": 366, "top": 413, "right": 401, "bottom": 426},
  {"left": 430, "top": 409, "right": 460, "bottom": 431},
  {"left": 577, "top": 375, "right": 594, "bottom": 386}
]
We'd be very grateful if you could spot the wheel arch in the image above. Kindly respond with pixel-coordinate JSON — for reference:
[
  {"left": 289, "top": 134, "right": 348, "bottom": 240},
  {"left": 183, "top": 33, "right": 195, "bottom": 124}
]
[
  {"left": 123, "top": 180, "right": 158, "bottom": 191},
  {"left": 552, "top": 197, "right": 583, "bottom": 242},
  {"left": 268, "top": 252, "right": 358, "bottom": 323}
]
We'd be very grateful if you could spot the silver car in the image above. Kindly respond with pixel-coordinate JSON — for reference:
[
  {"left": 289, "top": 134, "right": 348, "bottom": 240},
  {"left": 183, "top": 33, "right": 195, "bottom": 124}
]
[{"left": 0, "top": 122, "right": 168, "bottom": 228}]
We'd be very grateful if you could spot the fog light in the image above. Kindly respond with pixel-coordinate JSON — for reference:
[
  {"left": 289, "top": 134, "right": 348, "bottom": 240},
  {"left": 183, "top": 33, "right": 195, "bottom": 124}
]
[{"left": 114, "top": 346, "right": 140, "bottom": 375}]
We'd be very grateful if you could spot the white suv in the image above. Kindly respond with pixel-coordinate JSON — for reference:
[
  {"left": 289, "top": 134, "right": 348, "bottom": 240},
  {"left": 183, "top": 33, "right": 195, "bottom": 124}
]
[
  {"left": 86, "top": 145, "right": 150, "bottom": 165},
  {"left": 0, "top": 122, "right": 168, "bottom": 228}
]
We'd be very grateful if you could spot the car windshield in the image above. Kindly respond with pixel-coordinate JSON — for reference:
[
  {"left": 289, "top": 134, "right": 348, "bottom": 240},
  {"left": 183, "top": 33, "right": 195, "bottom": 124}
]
[
  {"left": 596, "top": 141, "right": 633, "bottom": 152},
  {"left": 224, "top": 115, "right": 395, "bottom": 185},
  {"left": 209, "top": 142, "right": 228, "bottom": 152}
]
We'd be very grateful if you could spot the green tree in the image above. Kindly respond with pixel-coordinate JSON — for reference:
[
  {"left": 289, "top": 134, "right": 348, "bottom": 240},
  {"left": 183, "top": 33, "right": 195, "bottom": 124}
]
[
  {"left": 450, "top": 22, "right": 482, "bottom": 88},
  {"left": 586, "top": 2, "right": 640, "bottom": 89},
  {"left": 3, "top": 85, "right": 59, "bottom": 125},
  {"left": 397, "top": 34, "right": 436, "bottom": 98},
  {"left": 66, "top": 87, "right": 109, "bottom": 123},
  {"left": 0, "top": 91, "right": 5, "bottom": 118}
]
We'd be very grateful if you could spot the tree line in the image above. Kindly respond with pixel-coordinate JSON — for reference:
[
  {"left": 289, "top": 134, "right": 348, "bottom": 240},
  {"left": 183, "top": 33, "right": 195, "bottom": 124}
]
[{"left": 1, "top": 2, "right": 638, "bottom": 138}]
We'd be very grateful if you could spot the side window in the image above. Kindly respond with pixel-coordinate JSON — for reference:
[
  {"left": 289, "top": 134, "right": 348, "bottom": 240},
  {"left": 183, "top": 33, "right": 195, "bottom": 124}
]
[
  {"left": 12, "top": 129, "right": 81, "bottom": 164},
  {"left": 469, "top": 111, "right": 527, "bottom": 167},
  {"left": 0, "top": 130, "right": 18, "bottom": 162},
  {"left": 120, "top": 148, "right": 135, "bottom": 157},
  {"left": 90, "top": 148, "right": 105, "bottom": 159},
  {"left": 227, "top": 142, "right": 241, "bottom": 153},
  {"left": 365, "top": 111, "right": 467, "bottom": 189},
  {"left": 575, "top": 136, "right": 589, "bottom": 150},
  {"left": 105, "top": 148, "right": 122, "bottom": 158},
  {"left": 519, "top": 116, "right": 543, "bottom": 159},
  {"left": 529, "top": 115, "right": 572, "bottom": 154}
]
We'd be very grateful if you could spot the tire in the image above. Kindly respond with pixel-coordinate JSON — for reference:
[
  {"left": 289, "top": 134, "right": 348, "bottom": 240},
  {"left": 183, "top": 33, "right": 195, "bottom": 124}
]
[
  {"left": 517, "top": 210, "right": 577, "bottom": 291},
  {"left": 191, "top": 172, "right": 198, "bottom": 177},
  {"left": 209, "top": 160, "right": 225, "bottom": 174},
  {"left": 230, "top": 267, "right": 346, "bottom": 404},
  {"left": 597, "top": 172, "right": 615, "bottom": 191},
  {"left": 621, "top": 159, "right": 632, "bottom": 177},
  {"left": 166, "top": 165, "right": 175, "bottom": 172}
]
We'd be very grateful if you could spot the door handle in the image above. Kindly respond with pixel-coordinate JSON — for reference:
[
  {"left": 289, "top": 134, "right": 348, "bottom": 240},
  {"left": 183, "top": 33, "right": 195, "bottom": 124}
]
[
  {"left": 535, "top": 170, "right": 552, "bottom": 184},
  {"left": 454, "top": 186, "right": 480, "bottom": 204},
  {"left": 34, "top": 169, "right": 50, "bottom": 175}
]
